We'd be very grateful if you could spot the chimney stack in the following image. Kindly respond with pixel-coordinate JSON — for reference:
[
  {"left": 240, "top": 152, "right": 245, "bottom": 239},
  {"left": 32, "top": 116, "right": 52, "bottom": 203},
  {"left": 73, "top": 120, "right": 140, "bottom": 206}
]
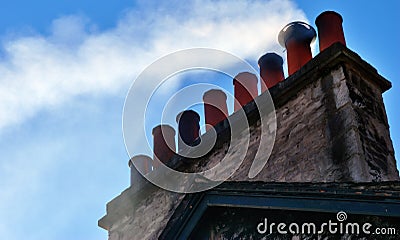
[
  {"left": 315, "top": 11, "right": 346, "bottom": 51},
  {"left": 176, "top": 110, "right": 200, "bottom": 150},
  {"left": 258, "top": 53, "right": 285, "bottom": 92},
  {"left": 233, "top": 72, "right": 258, "bottom": 111},
  {"left": 203, "top": 89, "right": 228, "bottom": 131},
  {"left": 152, "top": 124, "right": 176, "bottom": 167},
  {"left": 128, "top": 155, "right": 152, "bottom": 186},
  {"left": 278, "top": 21, "right": 316, "bottom": 75}
]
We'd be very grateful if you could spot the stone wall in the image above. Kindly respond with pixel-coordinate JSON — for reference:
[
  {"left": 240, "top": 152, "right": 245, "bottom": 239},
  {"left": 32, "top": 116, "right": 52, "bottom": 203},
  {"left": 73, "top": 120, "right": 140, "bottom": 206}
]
[{"left": 231, "top": 68, "right": 332, "bottom": 182}]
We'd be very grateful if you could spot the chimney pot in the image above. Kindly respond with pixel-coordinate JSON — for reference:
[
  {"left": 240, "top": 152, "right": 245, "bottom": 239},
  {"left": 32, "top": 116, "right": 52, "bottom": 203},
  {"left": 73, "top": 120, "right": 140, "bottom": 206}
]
[
  {"left": 315, "top": 11, "right": 346, "bottom": 51},
  {"left": 152, "top": 124, "right": 176, "bottom": 167},
  {"left": 176, "top": 110, "right": 201, "bottom": 150},
  {"left": 258, "top": 53, "right": 285, "bottom": 91},
  {"left": 233, "top": 72, "right": 258, "bottom": 111},
  {"left": 203, "top": 89, "right": 228, "bottom": 130},
  {"left": 278, "top": 21, "right": 316, "bottom": 75},
  {"left": 128, "top": 155, "right": 152, "bottom": 186}
]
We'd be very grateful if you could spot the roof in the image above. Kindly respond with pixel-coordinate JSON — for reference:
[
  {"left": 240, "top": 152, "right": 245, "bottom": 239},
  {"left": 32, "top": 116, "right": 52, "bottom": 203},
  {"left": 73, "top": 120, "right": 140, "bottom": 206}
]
[{"left": 161, "top": 181, "right": 400, "bottom": 239}]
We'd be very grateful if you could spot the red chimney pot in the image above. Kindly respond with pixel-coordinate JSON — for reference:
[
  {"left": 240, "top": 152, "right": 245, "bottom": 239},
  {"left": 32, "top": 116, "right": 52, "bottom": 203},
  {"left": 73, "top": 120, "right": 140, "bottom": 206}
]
[
  {"left": 152, "top": 124, "right": 176, "bottom": 167},
  {"left": 176, "top": 110, "right": 200, "bottom": 150},
  {"left": 233, "top": 72, "right": 258, "bottom": 111},
  {"left": 315, "top": 11, "right": 346, "bottom": 51},
  {"left": 128, "top": 155, "right": 152, "bottom": 186},
  {"left": 203, "top": 89, "right": 228, "bottom": 130},
  {"left": 258, "top": 53, "right": 285, "bottom": 91},
  {"left": 278, "top": 21, "right": 316, "bottom": 75}
]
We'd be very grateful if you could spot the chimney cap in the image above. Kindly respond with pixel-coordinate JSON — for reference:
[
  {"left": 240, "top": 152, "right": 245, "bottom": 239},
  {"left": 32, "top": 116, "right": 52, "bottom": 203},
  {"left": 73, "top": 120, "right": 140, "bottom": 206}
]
[
  {"left": 203, "top": 89, "right": 227, "bottom": 101},
  {"left": 176, "top": 110, "right": 200, "bottom": 123},
  {"left": 258, "top": 53, "right": 283, "bottom": 70},
  {"left": 152, "top": 124, "right": 175, "bottom": 135},
  {"left": 233, "top": 72, "right": 258, "bottom": 85},
  {"left": 278, "top": 21, "right": 316, "bottom": 47},
  {"left": 315, "top": 11, "right": 343, "bottom": 25},
  {"left": 128, "top": 154, "right": 152, "bottom": 167}
]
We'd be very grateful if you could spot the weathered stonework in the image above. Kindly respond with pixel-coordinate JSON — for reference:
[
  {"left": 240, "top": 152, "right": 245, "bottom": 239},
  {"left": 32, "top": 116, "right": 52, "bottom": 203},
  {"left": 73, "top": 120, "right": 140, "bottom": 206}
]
[
  {"left": 99, "top": 183, "right": 184, "bottom": 240},
  {"left": 99, "top": 43, "right": 399, "bottom": 239}
]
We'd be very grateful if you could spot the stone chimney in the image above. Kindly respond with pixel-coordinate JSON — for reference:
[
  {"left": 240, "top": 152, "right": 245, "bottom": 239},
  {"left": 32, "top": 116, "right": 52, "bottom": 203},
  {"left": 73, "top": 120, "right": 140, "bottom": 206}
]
[
  {"left": 242, "top": 43, "right": 399, "bottom": 182},
  {"left": 99, "top": 11, "right": 399, "bottom": 240}
]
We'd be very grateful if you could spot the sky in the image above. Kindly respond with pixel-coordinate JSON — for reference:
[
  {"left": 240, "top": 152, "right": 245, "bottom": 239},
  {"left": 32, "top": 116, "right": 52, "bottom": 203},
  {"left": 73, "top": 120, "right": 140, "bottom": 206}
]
[{"left": 0, "top": 0, "right": 399, "bottom": 239}]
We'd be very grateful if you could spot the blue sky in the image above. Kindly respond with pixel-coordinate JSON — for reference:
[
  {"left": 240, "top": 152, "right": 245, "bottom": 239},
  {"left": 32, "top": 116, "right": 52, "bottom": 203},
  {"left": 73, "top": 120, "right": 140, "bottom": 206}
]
[{"left": 0, "top": 0, "right": 399, "bottom": 239}]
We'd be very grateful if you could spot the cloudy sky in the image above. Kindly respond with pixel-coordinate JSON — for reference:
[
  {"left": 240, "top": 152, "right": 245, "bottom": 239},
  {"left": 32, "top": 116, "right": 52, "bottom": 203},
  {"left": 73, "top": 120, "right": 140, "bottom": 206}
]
[{"left": 0, "top": 0, "right": 399, "bottom": 239}]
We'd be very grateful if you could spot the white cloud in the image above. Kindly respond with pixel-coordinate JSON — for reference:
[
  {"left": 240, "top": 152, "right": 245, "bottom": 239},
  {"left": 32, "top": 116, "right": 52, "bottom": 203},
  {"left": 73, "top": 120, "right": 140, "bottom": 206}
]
[{"left": 0, "top": 0, "right": 307, "bottom": 133}]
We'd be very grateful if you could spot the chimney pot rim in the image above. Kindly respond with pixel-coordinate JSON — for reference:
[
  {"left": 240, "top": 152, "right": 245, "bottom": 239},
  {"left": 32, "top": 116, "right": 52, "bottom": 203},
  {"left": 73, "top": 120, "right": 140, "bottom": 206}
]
[
  {"left": 129, "top": 154, "right": 152, "bottom": 167},
  {"left": 203, "top": 89, "right": 227, "bottom": 100},
  {"left": 315, "top": 10, "right": 343, "bottom": 25},
  {"left": 233, "top": 72, "right": 258, "bottom": 85},
  {"left": 152, "top": 124, "right": 175, "bottom": 135}
]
